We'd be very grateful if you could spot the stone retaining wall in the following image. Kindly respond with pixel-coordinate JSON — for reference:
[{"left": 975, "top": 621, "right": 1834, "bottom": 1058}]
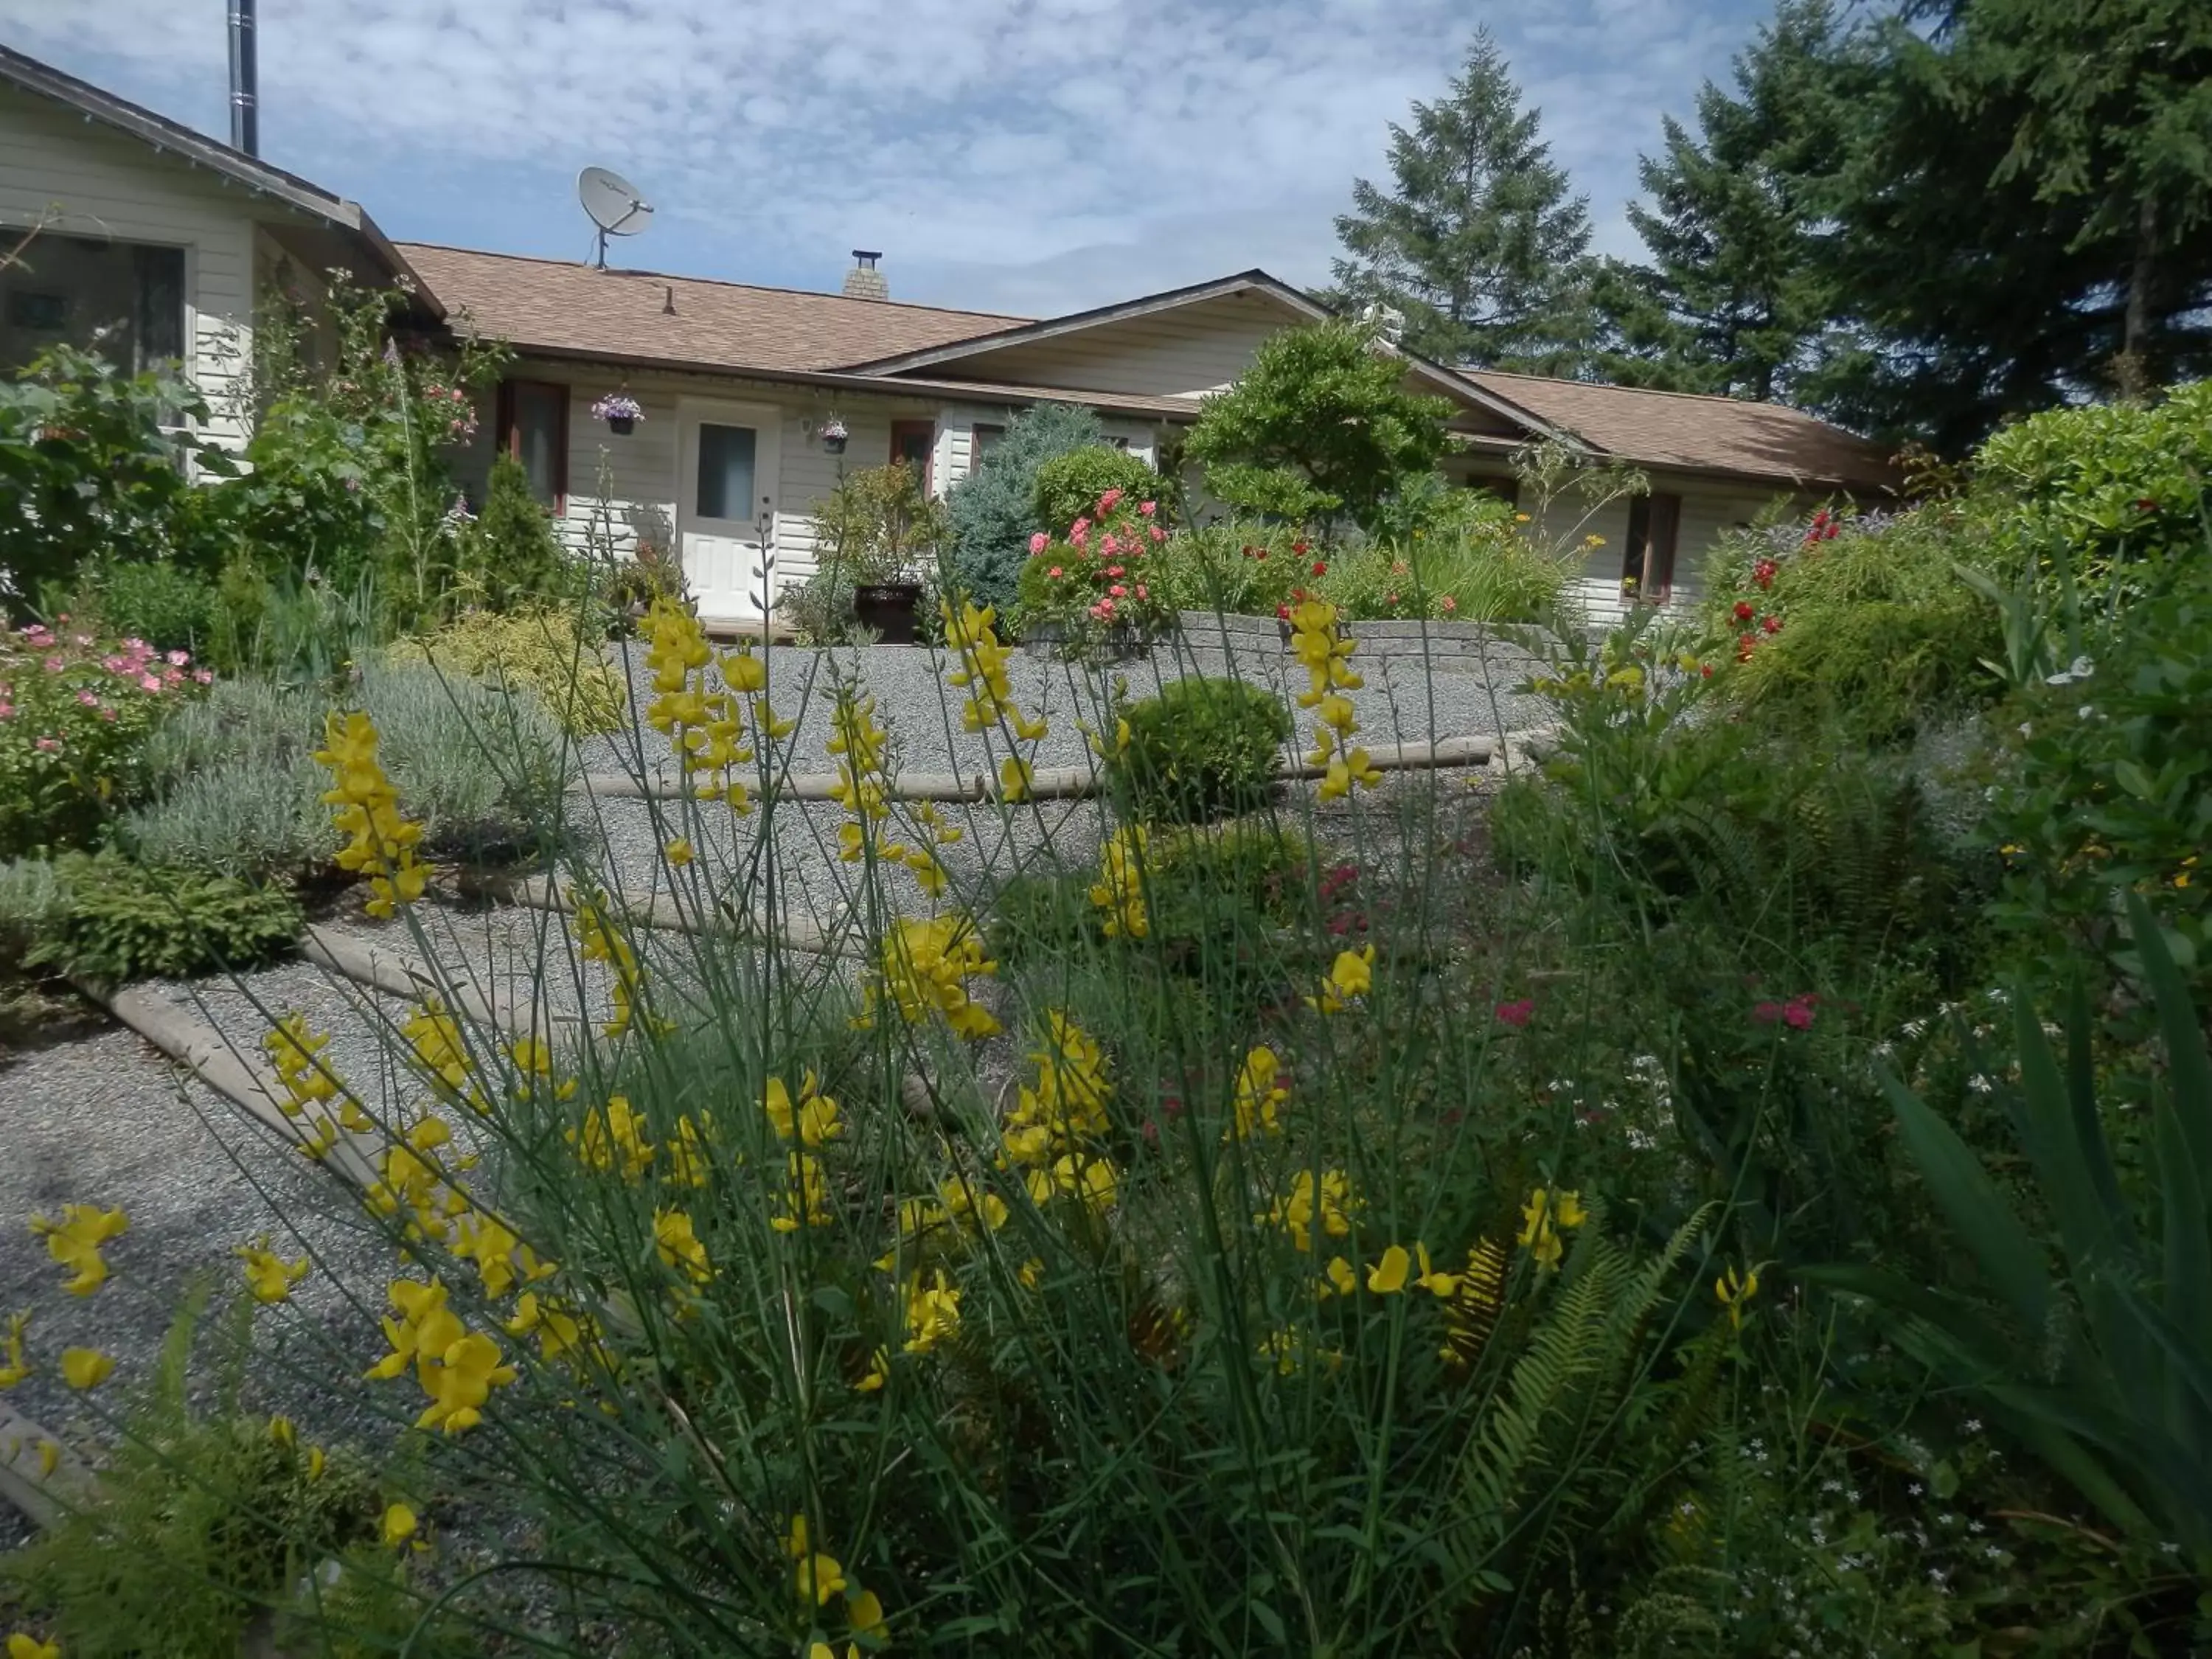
[{"left": 1175, "top": 610, "right": 1549, "bottom": 681}]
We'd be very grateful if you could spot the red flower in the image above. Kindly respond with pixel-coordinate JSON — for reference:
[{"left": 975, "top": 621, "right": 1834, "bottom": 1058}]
[
  {"left": 1784, "top": 1000, "right": 1816, "bottom": 1030},
  {"left": 1753, "top": 559, "right": 1777, "bottom": 591},
  {"left": 1733, "top": 600, "right": 1754, "bottom": 622},
  {"left": 1253, "top": 547, "right": 1267, "bottom": 560},
  {"left": 1752, "top": 1001, "right": 1783, "bottom": 1024},
  {"left": 1292, "top": 539, "right": 1309, "bottom": 555},
  {"left": 1760, "top": 614, "right": 1781, "bottom": 635},
  {"left": 1493, "top": 998, "right": 1535, "bottom": 1028},
  {"left": 1700, "top": 663, "right": 1714, "bottom": 679},
  {"left": 1311, "top": 561, "right": 1328, "bottom": 577},
  {"left": 1737, "top": 633, "right": 1758, "bottom": 661},
  {"left": 2135, "top": 497, "right": 2158, "bottom": 512}
]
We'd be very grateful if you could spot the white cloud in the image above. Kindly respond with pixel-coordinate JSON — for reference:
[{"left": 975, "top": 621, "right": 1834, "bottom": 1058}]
[{"left": 2, "top": 0, "right": 1770, "bottom": 315}]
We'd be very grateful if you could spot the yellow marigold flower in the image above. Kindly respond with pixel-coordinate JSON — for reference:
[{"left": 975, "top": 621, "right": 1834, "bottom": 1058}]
[
  {"left": 1518, "top": 1187, "right": 1587, "bottom": 1270},
  {"left": 1089, "top": 824, "right": 1151, "bottom": 940},
  {"left": 380, "top": 1503, "right": 417, "bottom": 1547},
  {"left": 569, "top": 1095, "right": 656, "bottom": 1180},
  {"left": 655, "top": 1207, "right": 714, "bottom": 1284},
  {"left": 0, "top": 1310, "right": 29, "bottom": 1389},
  {"left": 1715, "top": 1263, "right": 1761, "bottom": 1331},
  {"left": 764, "top": 1071, "right": 843, "bottom": 1147},
  {"left": 60, "top": 1347, "right": 114, "bottom": 1390},
  {"left": 902, "top": 1268, "right": 962, "bottom": 1355},
  {"left": 1262, "top": 1169, "right": 1357, "bottom": 1253},
  {"left": 415, "top": 1332, "right": 516, "bottom": 1435},
  {"left": 1306, "top": 946, "right": 1375, "bottom": 1015},
  {"left": 1366, "top": 1244, "right": 1411, "bottom": 1294},
  {"left": 237, "top": 1234, "right": 309, "bottom": 1303},
  {"left": 9, "top": 1633, "right": 62, "bottom": 1659},
  {"left": 1230, "top": 1047, "right": 1288, "bottom": 1141},
  {"left": 855, "top": 1346, "right": 891, "bottom": 1393},
  {"left": 29, "top": 1204, "right": 128, "bottom": 1297},
  {"left": 664, "top": 837, "right": 694, "bottom": 867}
]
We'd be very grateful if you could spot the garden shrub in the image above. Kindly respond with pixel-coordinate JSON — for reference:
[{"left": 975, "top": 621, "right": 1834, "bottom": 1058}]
[
  {"left": 1106, "top": 674, "right": 1291, "bottom": 824},
  {"left": 1012, "top": 487, "right": 1174, "bottom": 653},
  {"left": 943, "top": 403, "right": 1103, "bottom": 616},
  {"left": 0, "top": 619, "right": 209, "bottom": 858},
  {"left": 1152, "top": 520, "right": 1305, "bottom": 616},
  {"left": 16, "top": 849, "right": 300, "bottom": 982},
  {"left": 453, "top": 451, "right": 571, "bottom": 612},
  {"left": 69, "top": 557, "right": 227, "bottom": 656},
  {"left": 779, "top": 462, "right": 949, "bottom": 644},
  {"left": 1030, "top": 444, "right": 1160, "bottom": 539},
  {"left": 1183, "top": 319, "right": 1453, "bottom": 533},
  {"left": 386, "top": 605, "right": 625, "bottom": 736},
  {"left": 121, "top": 662, "right": 566, "bottom": 879}
]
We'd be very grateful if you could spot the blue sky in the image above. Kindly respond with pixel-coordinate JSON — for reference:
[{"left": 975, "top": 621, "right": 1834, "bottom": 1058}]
[{"left": 5, "top": 1, "right": 1773, "bottom": 318}]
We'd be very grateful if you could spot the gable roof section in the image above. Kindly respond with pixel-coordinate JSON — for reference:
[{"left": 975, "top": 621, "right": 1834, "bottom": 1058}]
[
  {"left": 843, "top": 268, "right": 1559, "bottom": 440},
  {"left": 0, "top": 45, "right": 433, "bottom": 313},
  {"left": 1464, "top": 370, "right": 1900, "bottom": 493},
  {"left": 400, "top": 243, "right": 1026, "bottom": 377}
]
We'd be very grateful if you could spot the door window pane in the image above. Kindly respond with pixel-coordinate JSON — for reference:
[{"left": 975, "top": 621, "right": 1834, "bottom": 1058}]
[
  {"left": 0, "top": 235, "right": 186, "bottom": 376},
  {"left": 507, "top": 381, "right": 567, "bottom": 508},
  {"left": 890, "top": 420, "right": 934, "bottom": 493},
  {"left": 698, "top": 422, "right": 757, "bottom": 521}
]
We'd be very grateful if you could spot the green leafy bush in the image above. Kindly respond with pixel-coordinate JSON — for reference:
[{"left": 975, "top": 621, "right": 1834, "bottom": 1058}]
[
  {"left": 0, "top": 346, "right": 238, "bottom": 611},
  {"left": 780, "top": 462, "right": 950, "bottom": 644},
  {"left": 120, "top": 662, "right": 567, "bottom": 879},
  {"left": 0, "top": 621, "right": 209, "bottom": 858},
  {"left": 943, "top": 403, "right": 1103, "bottom": 616},
  {"left": 386, "top": 604, "right": 625, "bottom": 736},
  {"left": 70, "top": 558, "right": 226, "bottom": 655},
  {"left": 1184, "top": 319, "right": 1452, "bottom": 534},
  {"left": 15, "top": 849, "right": 299, "bottom": 981},
  {"left": 1106, "top": 675, "right": 1291, "bottom": 824},
  {"left": 1013, "top": 491, "right": 1175, "bottom": 654},
  {"left": 1152, "top": 520, "right": 1306, "bottom": 616},
  {"left": 453, "top": 451, "right": 571, "bottom": 611},
  {"left": 1030, "top": 445, "right": 1161, "bottom": 538}
]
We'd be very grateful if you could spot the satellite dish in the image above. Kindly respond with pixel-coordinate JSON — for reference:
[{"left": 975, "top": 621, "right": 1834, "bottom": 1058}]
[{"left": 578, "top": 166, "right": 653, "bottom": 268}]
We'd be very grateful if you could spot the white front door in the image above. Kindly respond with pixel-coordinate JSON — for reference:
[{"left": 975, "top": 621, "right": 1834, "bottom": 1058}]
[{"left": 677, "top": 401, "right": 781, "bottom": 622}]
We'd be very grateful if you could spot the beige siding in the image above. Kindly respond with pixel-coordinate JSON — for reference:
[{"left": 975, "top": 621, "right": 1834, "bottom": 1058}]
[
  {"left": 1559, "top": 477, "right": 1807, "bottom": 628},
  {"left": 0, "top": 85, "right": 268, "bottom": 449},
  {"left": 929, "top": 291, "right": 1296, "bottom": 400}
]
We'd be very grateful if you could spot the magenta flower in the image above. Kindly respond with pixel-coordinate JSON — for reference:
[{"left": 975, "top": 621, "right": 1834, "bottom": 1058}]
[
  {"left": 167, "top": 649, "right": 190, "bottom": 667},
  {"left": 1138, "top": 500, "right": 1155, "bottom": 518},
  {"left": 1028, "top": 532, "right": 1049, "bottom": 555},
  {"left": 44, "top": 655, "right": 65, "bottom": 673},
  {"left": 1109, "top": 584, "right": 1127, "bottom": 598},
  {"left": 1098, "top": 487, "right": 1123, "bottom": 513},
  {"left": 139, "top": 672, "right": 162, "bottom": 693},
  {"left": 35, "top": 736, "right": 61, "bottom": 752},
  {"left": 76, "top": 689, "right": 99, "bottom": 707},
  {"left": 1494, "top": 998, "right": 1535, "bottom": 1027},
  {"left": 192, "top": 668, "right": 213, "bottom": 685}
]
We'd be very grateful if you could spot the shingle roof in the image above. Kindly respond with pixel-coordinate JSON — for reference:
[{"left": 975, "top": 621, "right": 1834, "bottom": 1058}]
[
  {"left": 398, "top": 243, "right": 1025, "bottom": 376},
  {"left": 1463, "top": 369, "right": 1902, "bottom": 493}
]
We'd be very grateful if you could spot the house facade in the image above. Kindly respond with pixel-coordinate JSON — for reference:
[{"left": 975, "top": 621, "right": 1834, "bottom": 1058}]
[{"left": 1, "top": 46, "right": 1900, "bottom": 631}]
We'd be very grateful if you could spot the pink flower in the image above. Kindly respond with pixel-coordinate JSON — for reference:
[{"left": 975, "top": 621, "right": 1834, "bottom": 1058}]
[
  {"left": 1105, "top": 565, "right": 1124, "bottom": 578},
  {"left": 1440, "top": 596, "right": 1457, "bottom": 613},
  {"left": 1098, "top": 487, "right": 1123, "bottom": 513},
  {"left": 1148, "top": 525, "right": 1165, "bottom": 544},
  {"left": 44, "top": 655, "right": 65, "bottom": 673},
  {"left": 1100, "top": 533, "right": 1120, "bottom": 557},
  {"left": 0, "top": 703, "right": 13, "bottom": 720},
  {"left": 122, "top": 637, "right": 147, "bottom": 653},
  {"left": 100, "top": 707, "right": 117, "bottom": 722},
  {"left": 1028, "top": 532, "right": 1049, "bottom": 555},
  {"left": 1134, "top": 583, "right": 1148, "bottom": 599},
  {"left": 139, "top": 672, "right": 162, "bottom": 693},
  {"left": 1048, "top": 566, "right": 1064, "bottom": 580},
  {"left": 1138, "top": 501, "right": 1155, "bottom": 518},
  {"left": 102, "top": 656, "right": 128, "bottom": 674},
  {"left": 76, "top": 689, "right": 99, "bottom": 707},
  {"left": 1109, "top": 584, "right": 1127, "bottom": 598},
  {"left": 72, "top": 635, "right": 91, "bottom": 647},
  {"left": 1495, "top": 998, "right": 1535, "bottom": 1027},
  {"left": 34, "top": 736, "right": 61, "bottom": 752},
  {"left": 1752, "top": 1001, "right": 1783, "bottom": 1025},
  {"left": 192, "top": 668, "right": 213, "bottom": 685},
  {"left": 1385, "top": 592, "right": 1398, "bottom": 606},
  {"left": 1070, "top": 517, "right": 1091, "bottom": 545},
  {"left": 1783, "top": 1001, "right": 1815, "bottom": 1030}
]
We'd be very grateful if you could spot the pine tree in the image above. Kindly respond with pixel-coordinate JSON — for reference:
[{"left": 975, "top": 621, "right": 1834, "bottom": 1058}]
[
  {"left": 1593, "top": 0, "right": 1860, "bottom": 401},
  {"left": 1332, "top": 32, "right": 1596, "bottom": 372}
]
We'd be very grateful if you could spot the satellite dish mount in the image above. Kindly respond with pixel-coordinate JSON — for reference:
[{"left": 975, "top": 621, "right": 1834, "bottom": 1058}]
[{"left": 577, "top": 166, "right": 655, "bottom": 268}]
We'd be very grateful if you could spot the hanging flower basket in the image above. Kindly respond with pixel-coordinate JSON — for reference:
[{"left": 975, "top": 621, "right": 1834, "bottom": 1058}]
[
  {"left": 591, "top": 392, "right": 644, "bottom": 435},
  {"left": 820, "top": 415, "right": 849, "bottom": 456}
]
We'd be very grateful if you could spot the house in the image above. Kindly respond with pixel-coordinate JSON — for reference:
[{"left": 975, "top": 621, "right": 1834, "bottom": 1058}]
[{"left": 1, "top": 45, "right": 1898, "bottom": 630}]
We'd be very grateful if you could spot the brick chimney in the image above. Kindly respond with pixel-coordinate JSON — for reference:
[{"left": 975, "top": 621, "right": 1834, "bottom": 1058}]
[{"left": 842, "top": 250, "right": 888, "bottom": 301}]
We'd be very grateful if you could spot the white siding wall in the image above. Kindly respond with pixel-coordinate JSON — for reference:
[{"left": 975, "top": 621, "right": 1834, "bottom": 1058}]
[
  {"left": 938, "top": 293, "right": 1293, "bottom": 399},
  {"left": 0, "top": 86, "right": 270, "bottom": 450},
  {"left": 1556, "top": 478, "right": 1806, "bottom": 628}
]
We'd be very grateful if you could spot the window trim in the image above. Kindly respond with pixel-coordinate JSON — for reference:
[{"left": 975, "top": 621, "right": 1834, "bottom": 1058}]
[
  {"left": 495, "top": 378, "right": 570, "bottom": 513},
  {"left": 967, "top": 421, "right": 1005, "bottom": 473},
  {"left": 889, "top": 419, "right": 936, "bottom": 493},
  {"left": 1621, "top": 491, "right": 1683, "bottom": 602}
]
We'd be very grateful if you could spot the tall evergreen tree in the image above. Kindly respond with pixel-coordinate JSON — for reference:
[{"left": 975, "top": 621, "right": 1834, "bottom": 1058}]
[
  {"left": 1593, "top": 0, "right": 1860, "bottom": 401},
  {"left": 1332, "top": 32, "right": 1596, "bottom": 372}
]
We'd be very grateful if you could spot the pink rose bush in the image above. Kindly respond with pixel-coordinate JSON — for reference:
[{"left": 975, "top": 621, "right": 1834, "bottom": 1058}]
[
  {"left": 1014, "top": 488, "right": 1175, "bottom": 655},
  {"left": 0, "top": 622, "right": 210, "bottom": 856}
]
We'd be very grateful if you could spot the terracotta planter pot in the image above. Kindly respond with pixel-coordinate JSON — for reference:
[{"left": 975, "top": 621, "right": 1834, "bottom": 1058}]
[{"left": 853, "top": 582, "right": 925, "bottom": 644}]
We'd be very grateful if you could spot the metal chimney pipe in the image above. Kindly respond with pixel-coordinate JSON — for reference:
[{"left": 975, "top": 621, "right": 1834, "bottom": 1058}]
[{"left": 228, "top": 0, "right": 258, "bottom": 156}]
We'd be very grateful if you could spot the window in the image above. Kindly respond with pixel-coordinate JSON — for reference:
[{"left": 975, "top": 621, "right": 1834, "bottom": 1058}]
[
  {"left": 890, "top": 420, "right": 935, "bottom": 492},
  {"left": 970, "top": 422, "right": 1005, "bottom": 465},
  {"left": 1101, "top": 434, "right": 1130, "bottom": 451},
  {"left": 695, "top": 422, "right": 759, "bottom": 521},
  {"left": 0, "top": 235, "right": 184, "bottom": 377},
  {"left": 496, "top": 380, "right": 568, "bottom": 510},
  {"left": 1621, "top": 492, "right": 1683, "bottom": 601},
  {"left": 1465, "top": 474, "right": 1519, "bottom": 507}
]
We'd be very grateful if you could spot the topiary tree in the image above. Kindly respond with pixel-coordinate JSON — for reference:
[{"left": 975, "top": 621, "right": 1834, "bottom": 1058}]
[
  {"left": 1032, "top": 444, "right": 1161, "bottom": 536},
  {"left": 943, "top": 403, "right": 1104, "bottom": 616},
  {"left": 1185, "top": 320, "right": 1454, "bottom": 535},
  {"left": 458, "top": 453, "right": 570, "bottom": 613}
]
